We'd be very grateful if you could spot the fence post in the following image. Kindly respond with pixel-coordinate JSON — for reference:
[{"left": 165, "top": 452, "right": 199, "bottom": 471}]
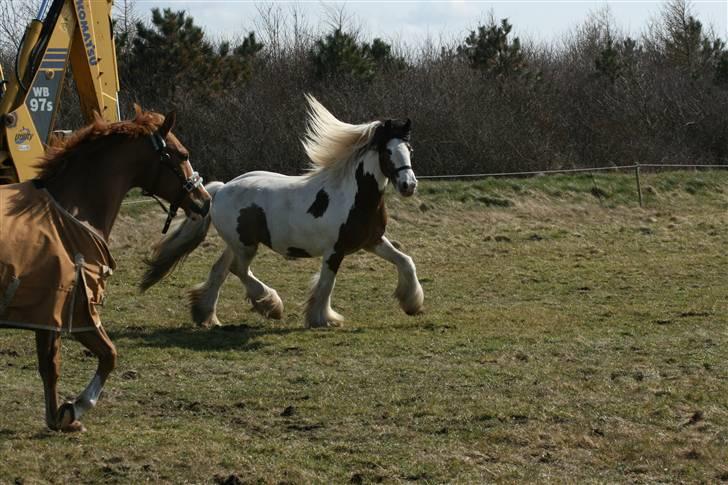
[{"left": 634, "top": 163, "right": 643, "bottom": 208}]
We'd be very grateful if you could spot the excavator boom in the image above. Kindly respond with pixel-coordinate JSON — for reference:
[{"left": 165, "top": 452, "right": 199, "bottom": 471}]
[{"left": 0, "top": 0, "right": 120, "bottom": 184}]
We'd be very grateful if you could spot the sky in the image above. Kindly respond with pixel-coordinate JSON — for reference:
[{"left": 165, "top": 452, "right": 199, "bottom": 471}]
[{"left": 134, "top": 1, "right": 728, "bottom": 46}]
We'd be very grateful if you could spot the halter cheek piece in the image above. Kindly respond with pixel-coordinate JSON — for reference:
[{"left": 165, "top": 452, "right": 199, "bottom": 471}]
[{"left": 144, "top": 131, "right": 206, "bottom": 234}]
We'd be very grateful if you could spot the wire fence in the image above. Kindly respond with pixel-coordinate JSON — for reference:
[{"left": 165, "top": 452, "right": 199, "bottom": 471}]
[
  {"left": 416, "top": 163, "right": 728, "bottom": 180},
  {"left": 121, "top": 162, "right": 728, "bottom": 208}
]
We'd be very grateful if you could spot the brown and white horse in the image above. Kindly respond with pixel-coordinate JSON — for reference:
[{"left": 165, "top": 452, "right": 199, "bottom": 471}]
[
  {"left": 141, "top": 95, "right": 424, "bottom": 328},
  {"left": 0, "top": 108, "right": 210, "bottom": 432}
]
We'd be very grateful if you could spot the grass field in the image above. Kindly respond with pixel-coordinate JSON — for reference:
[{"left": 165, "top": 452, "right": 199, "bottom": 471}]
[{"left": 1, "top": 171, "right": 727, "bottom": 484}]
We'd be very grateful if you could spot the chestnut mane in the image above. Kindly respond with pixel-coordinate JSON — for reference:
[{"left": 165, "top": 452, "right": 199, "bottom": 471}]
[{"left": 36, "top": 107, "right": 165, "bottom": 180}]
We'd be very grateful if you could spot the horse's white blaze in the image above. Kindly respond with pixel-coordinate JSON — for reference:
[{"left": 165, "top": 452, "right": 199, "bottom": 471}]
[{"left": 384, "top": 138, "right": 416, "bottom": 195}]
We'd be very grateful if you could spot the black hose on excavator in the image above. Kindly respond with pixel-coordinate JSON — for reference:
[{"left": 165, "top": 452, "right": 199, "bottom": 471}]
[
  {"left": 14, "top": 29, "right": 29, "bottom": 94},
  {"left": 25, "top": 0, "right": 65, "bottom": 85},
  {"left": 16, "top": 0, "right": 65, "bottom": 94}
]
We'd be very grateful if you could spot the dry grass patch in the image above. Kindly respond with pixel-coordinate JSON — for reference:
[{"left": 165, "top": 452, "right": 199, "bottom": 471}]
[{"left": 1, "top": 171, "right": 727, "bottom": 483}]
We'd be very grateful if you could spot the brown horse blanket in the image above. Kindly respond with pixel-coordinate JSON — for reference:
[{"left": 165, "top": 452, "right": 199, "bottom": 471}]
[{"left": 0, "top": 181, "right": 116, "bottom": 332}]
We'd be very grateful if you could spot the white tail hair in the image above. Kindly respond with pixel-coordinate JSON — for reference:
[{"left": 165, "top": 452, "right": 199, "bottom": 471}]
[{"left": 140, "top": 181, "right": 224, "bottom": 291}]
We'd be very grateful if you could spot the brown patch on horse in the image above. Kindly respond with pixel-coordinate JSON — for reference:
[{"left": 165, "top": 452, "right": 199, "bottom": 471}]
[
  {"left": 378, "top": 148, "right": 396, "bottom": 180},
  {"left": 237, "top": 204, "right": 271, "bottom": 247},
  {"left": 327, "top": 163, "right": 386, "bottom": 273},
  {"left": 307, "top": 189, "right": 329, "bottom": 218},
  {"left": 36, "top": 107, "right": 166, "bottom": 180}
]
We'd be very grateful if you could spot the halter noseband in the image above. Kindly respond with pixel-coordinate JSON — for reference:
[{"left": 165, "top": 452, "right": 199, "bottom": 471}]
[{"left": 145, "top": 131, "right": 206, "bottom": 234}]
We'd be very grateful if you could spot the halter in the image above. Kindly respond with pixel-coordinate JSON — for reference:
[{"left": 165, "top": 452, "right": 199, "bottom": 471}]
[{"left": 145, "top": 131, "right": 206, "bottom": 234}]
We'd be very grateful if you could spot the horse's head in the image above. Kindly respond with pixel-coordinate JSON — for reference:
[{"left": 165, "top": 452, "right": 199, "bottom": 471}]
[
  {"left": 141, "top": 112, "right": 212, "bottom": 232},
  {"left": 374, "top": 118, "right": 416, "bottom": 197}
]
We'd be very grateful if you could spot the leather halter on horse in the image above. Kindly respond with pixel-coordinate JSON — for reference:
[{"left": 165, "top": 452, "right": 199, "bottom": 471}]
[{"left": 144, "top": 131, "right": 209, "bottom": 233}]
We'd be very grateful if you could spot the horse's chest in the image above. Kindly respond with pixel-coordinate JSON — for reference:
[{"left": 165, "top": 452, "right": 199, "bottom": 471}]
[{"left": 333, "top": 177, "right": 387, "bottom": 255}]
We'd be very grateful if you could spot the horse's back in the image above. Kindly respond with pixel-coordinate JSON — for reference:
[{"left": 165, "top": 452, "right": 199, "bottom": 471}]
[
  {"left": 228, "top": 170, "right": 302, "bottom": 186},
  {"left": 211, "top": 171, "right": 351, "bottom": 257}
]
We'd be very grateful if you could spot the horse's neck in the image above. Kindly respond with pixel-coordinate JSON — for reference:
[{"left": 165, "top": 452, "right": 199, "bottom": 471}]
[
  {"left": 44, "top": 146, "right": 138, "bottom": 241},
  {"left": 354, "top": 151, "right": 388, "bottom": 196}
]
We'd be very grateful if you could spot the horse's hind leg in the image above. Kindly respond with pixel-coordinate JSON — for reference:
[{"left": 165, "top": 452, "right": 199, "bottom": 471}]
[
  {"left": 35, "top": 330, "right": 63, "bottom": 431},
  {"left": 305, "top": 252, "right": 344, "bottom": 328},
  {"left": 366, "top": 237, "right": 424, "bottom": 315},
  {"left": 56, "top": 326, "right": 117, "bottom": 432},
  {"left": 188, "top": 248, "right": 234, "bottom": 326},
  {"left": 230, "top": 245, "right": 283, "bottom": 319}
]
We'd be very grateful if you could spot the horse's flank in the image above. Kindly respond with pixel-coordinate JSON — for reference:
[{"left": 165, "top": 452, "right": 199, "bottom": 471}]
[
  {"left": 302, "top": 94, "right": 381, "bottom": 182},
  {"left": 36, "top": 107, "right": 165, "bottom": 180}
]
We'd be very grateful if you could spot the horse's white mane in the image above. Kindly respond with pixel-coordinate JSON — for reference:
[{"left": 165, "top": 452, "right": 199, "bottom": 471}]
[{"left": 302, "top": 94, "right": 380, "bottom": 179}]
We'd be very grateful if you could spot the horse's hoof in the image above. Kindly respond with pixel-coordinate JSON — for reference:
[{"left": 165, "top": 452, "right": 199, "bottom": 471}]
[
  {"left": 250, "top": 292, "right": 284, "bottom": 320},
  {"left": 198, "top": 314, "right": 221, "bottom": 328},
  {"left": 58, "top": 402, "right": 76, "bottom": 429},
  {"left": 61, "top": 420, "right": 86, "bottom": 433}
]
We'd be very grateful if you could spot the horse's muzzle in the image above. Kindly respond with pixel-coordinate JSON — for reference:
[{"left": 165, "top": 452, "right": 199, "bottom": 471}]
[{"left": 398, "top": 181, "right": 417, "bottom": 197}]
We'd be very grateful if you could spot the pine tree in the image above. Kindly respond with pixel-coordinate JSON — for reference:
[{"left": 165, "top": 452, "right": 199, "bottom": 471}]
[
  {"left": 595, "top": 36, "right": 640, "bottom": 84},
  {"left": 310, "top": 28, "right": 403, "bottom": 81},
  {"left": 458, "top": 18, "right": 526, "bottom": 80},
  {"left": 127, "top": 9, "right": 262, "bottom": 101}
]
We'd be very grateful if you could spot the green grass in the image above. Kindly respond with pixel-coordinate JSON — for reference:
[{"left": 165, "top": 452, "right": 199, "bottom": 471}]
[{"left": 1, "top": 170, "right": 727, "bottom": 483}]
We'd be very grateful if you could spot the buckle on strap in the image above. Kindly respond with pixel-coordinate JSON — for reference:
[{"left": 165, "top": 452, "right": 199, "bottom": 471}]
[{"left": 183, "top": 171, "right": 203, "bottom": 192}]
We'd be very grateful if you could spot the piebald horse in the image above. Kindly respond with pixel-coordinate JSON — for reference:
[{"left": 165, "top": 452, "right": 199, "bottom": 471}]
[
  {"left": 0, "top": 109, "right": 210, "bottom": 432},
  {"left": 141, "top": 95, "right": 424, "bottom": 328}
]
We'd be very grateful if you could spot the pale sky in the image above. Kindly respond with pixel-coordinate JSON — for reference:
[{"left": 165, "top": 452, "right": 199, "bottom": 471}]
[{"left": 133, "top": 1, "right": 728, "bottom": 47}]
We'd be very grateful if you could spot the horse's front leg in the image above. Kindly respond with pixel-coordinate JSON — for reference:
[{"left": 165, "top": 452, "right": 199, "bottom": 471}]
[
  {"left": 305, "top": 252, "right": 344, "bottom": 328},
  {"left": 366, "top": 237, "right": 424, "bottom": 315},
  {"left": 56, "top": 326, "right": 117, "bottom": 433},
  {"left": 35, "top": 330, "right": 62, "bottom": 431}
]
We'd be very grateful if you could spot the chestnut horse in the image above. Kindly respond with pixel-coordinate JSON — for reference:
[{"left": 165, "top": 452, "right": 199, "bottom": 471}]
[
  {"left": 0, "top": 108, "right": 210, "bottom": 432},
  {"left": 141, "top": 95, "right": 424, "bottom": 328}
]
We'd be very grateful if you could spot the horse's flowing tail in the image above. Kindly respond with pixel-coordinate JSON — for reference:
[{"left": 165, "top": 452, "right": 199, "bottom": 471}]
[{"left": 140, "top": 181, "right": 224, "bottom": 291}]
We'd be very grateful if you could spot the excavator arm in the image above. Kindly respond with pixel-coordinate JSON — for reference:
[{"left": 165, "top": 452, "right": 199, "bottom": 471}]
[{"left": 0, "top": 0, "right": 120, "bottom": 184}]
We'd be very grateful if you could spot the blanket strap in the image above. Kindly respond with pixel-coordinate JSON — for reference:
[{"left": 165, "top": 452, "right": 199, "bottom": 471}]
[{"left": 66, "top": 253, "right": 85, "bottom": 333}]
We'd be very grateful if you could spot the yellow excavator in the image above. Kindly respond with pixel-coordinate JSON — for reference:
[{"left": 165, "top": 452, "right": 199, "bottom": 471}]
[{"left": 0, "top": 0, "right": 120, "bottom": 184}]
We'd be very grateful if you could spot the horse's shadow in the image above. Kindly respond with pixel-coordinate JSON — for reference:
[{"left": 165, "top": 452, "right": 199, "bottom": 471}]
[{"left": 111, "top": 322, "right": 305, "bottom": 352}]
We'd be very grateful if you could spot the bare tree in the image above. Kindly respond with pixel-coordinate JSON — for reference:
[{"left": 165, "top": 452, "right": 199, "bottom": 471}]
[{"left": 0, "top": 0, "right": 36, "bottom": 54}]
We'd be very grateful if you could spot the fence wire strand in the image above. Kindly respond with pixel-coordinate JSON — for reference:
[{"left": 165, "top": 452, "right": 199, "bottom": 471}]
[{"left": 121, "top": 163, "right": 727, "bottom": 207}]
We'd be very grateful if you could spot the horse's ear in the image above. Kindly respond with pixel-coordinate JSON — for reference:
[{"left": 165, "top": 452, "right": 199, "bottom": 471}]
[
  {"left": 133, "top": 103, "right": 143, "bottom": 116},
  {"left": 384, "top": 119, "right": 392, "bottom": 130},
  {"left": 404, "top": 118, "right": 412, "bottom": 131},
  {"left": 159, "top": 111, "right": 177, "bottom": 137},
  {"left": 92, "top": 110, "right": 104, "bottom": 124}
]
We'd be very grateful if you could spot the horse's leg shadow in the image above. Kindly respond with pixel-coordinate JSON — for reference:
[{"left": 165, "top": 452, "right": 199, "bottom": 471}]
[
  {"left": 230, "top": 244, "right": 283, "bottom": 320},
  {"left": 366, "top": 236, "right": 424, "bottom": 315}
]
